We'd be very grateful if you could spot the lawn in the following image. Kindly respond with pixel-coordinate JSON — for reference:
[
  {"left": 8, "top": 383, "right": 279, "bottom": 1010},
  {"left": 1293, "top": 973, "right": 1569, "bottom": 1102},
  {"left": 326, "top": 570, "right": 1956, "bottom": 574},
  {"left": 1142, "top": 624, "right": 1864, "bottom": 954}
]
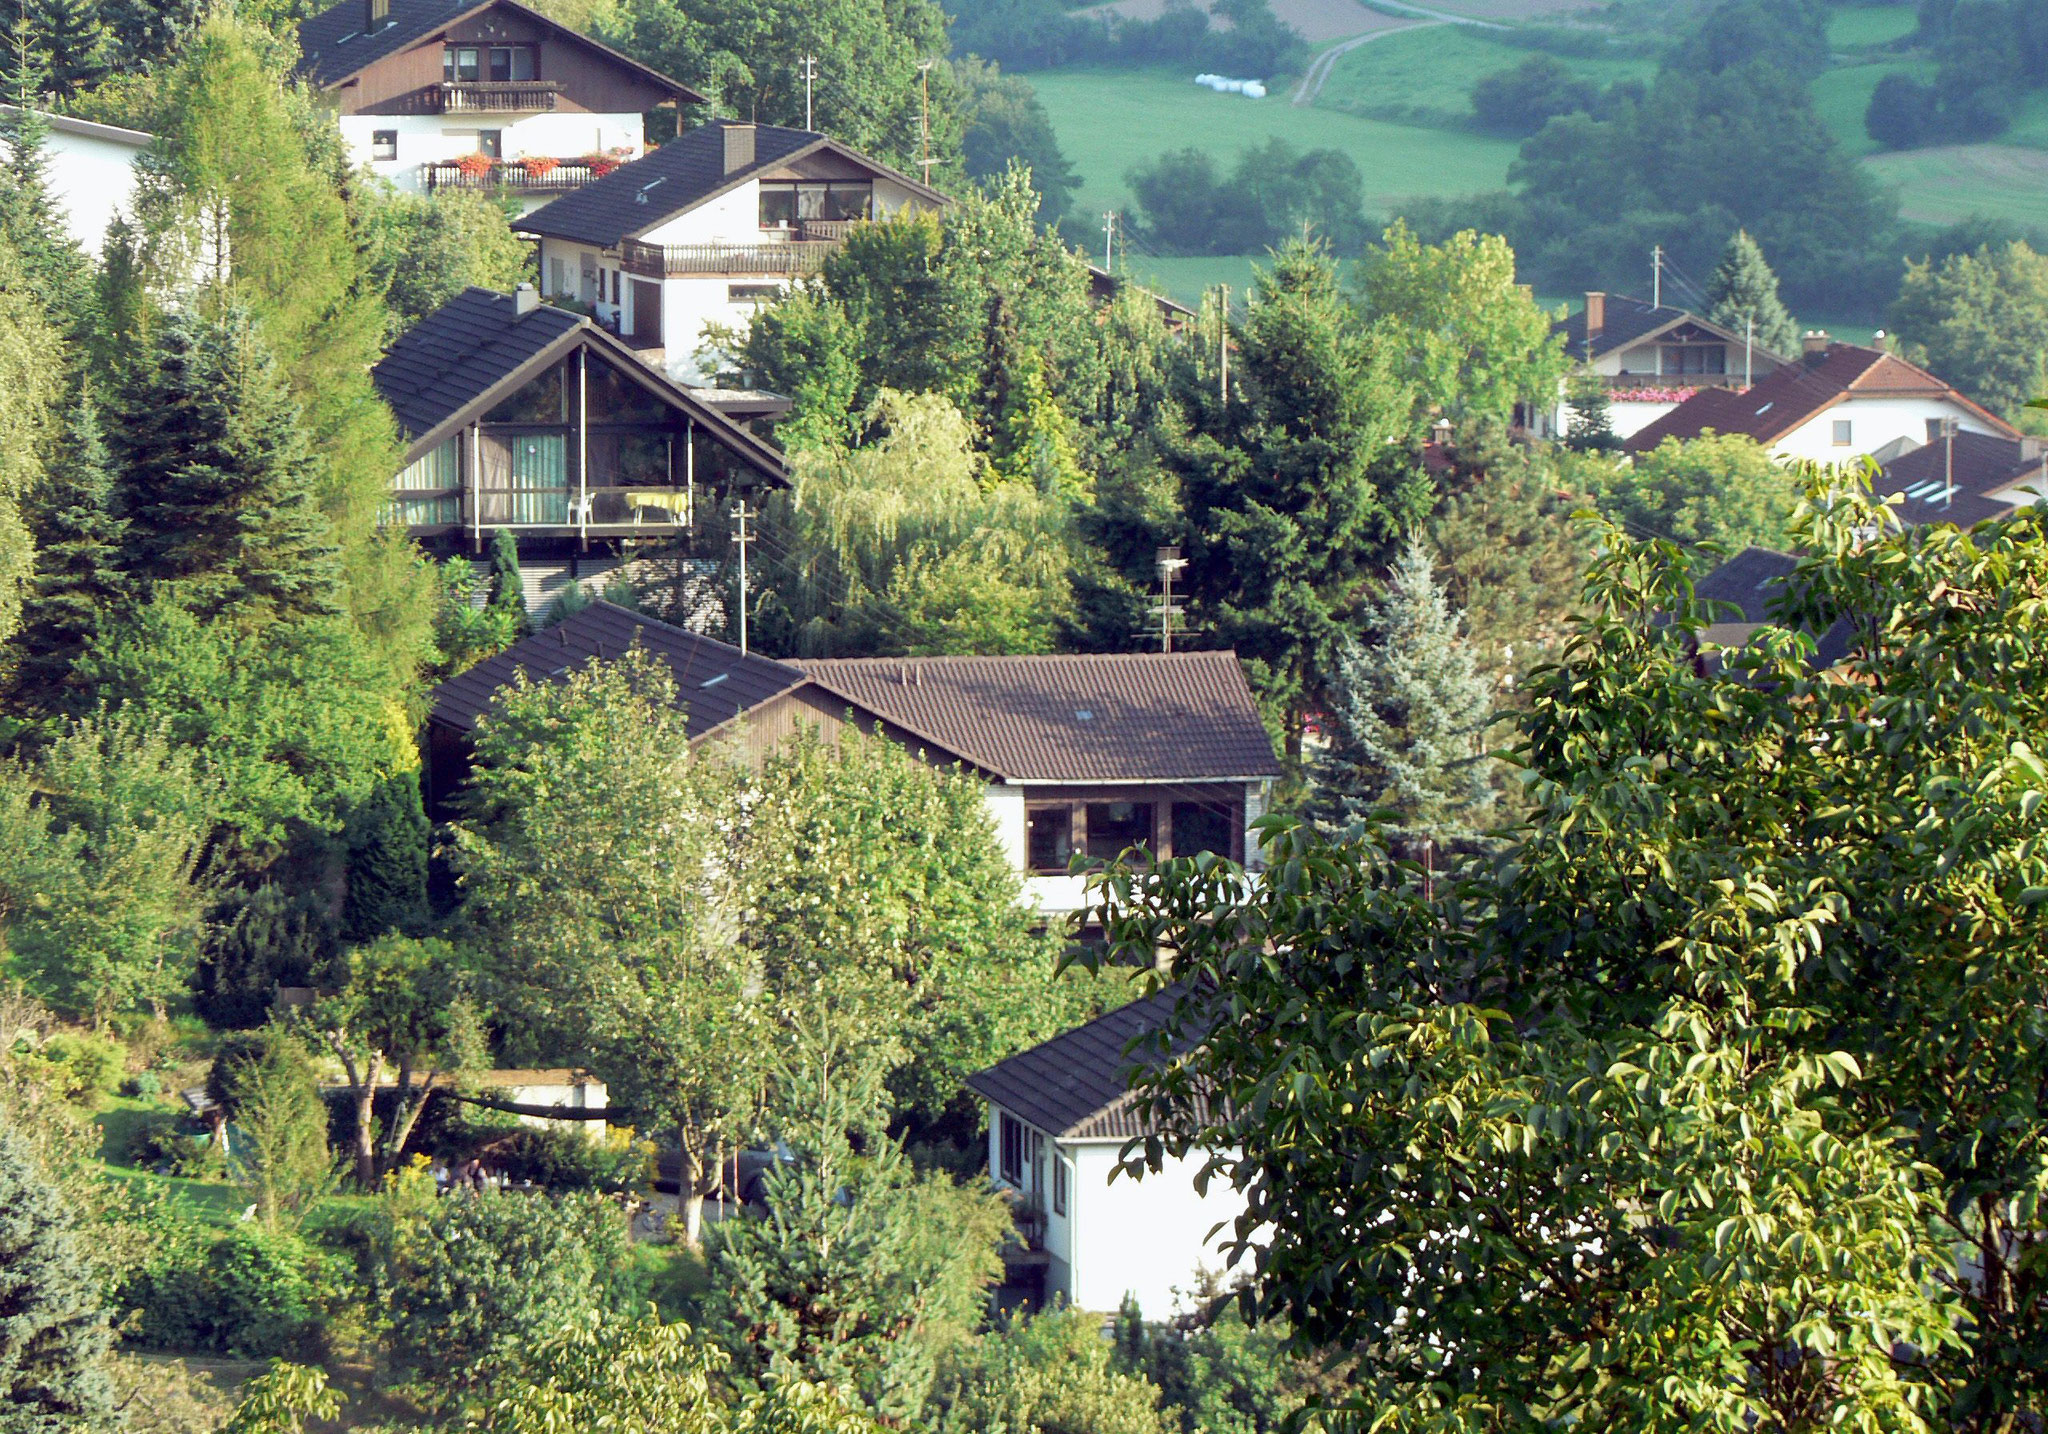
[
  {"left": 1314, "top": 25, "right": 1659, "bottom": 125},
  {"left": 1031, "top": 66, "right": 1520, "bottom": 221},
  {"left": 1864, "top": 144, "right": 2048, "bottom": 231},
  {"left": 1825, "top": 3, "right": 1918, "bottom": 51},
  {"left": 1812, "top": 57, "right": 1935, "bottom": 158}
]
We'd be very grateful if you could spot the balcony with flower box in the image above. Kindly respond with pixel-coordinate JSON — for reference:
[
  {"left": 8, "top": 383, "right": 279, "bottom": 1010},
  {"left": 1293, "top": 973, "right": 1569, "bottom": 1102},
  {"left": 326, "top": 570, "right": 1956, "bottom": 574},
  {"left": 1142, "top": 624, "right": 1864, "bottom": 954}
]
[{"left": 423, "top": 155, "right": 620, "bottom": 195}]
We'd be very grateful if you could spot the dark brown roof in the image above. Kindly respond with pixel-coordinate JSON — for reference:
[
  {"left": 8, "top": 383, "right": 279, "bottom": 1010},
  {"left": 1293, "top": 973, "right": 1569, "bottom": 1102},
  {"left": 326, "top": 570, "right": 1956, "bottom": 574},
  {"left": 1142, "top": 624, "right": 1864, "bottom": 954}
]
[
  {"left": 1553, "top": 293, "right": 1728, "bottom": 360},
  {"left": 372, "top": 287, "right": 787, "bottom": 480},
  {"left": 1693, "top": 546, "right": 1854, "bottom": 668},
  {"left": 427, "top": 601, "right": 807, "bottom": 739},
  {"left": 967, "top": 988, "right": 1204, "bottom": 1141},
  {"left": 518, "top": 118, "right": 948, "bottom": 248},
  {"left": 296, "top": 0, "right": 702, "bottom": 100},
  {"left": 794, "top": 651, "right": 1282, "bottom": 784},
  {"left": 1876, "top": 432, "right": 2048, "bottom": 526},
  {"left": 1625, "top": 343, "right": 2019, "bottom": 453}
]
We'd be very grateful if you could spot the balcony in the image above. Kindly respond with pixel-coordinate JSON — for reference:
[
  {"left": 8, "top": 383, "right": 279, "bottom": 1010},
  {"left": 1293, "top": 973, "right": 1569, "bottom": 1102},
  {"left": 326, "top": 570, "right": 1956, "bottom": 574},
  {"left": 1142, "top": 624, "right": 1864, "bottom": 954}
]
[
  {"left": 410, "top": 485, "right": 691, "bottom": 533},
  {"left": 1608, "top": 372, "right": 1748, "bottom": 393},
  {"left": 423, "top": 159, "right": 607, "bottom": 194},
  {"left": 434, "top": 80, "right": 561, "bottom": 114},
  {"left": 619, "top": 238, "right": 838, "bottom": 280}
]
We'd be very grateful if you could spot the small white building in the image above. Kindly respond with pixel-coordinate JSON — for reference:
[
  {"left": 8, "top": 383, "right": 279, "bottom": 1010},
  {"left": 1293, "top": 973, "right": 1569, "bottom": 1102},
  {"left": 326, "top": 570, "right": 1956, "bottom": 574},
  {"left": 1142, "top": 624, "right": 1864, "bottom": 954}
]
[
  {"left": 1542, "top": 291, "right": 1793, "bottom": 443},
  {"left": 516, "top": 118, "right": 948, "bottom": 383},
  {"left": 1625, "top": 337, "right": 2020, "bottom": 463},
  {"left": 2, "top": 105, "right": 151, "bottom": 256},
  {"left": 967, "top": 990, "right": 1250, "bottom": 1318},
  {"left": 294, "top": 0, "right": 700, "bottom": 210}
]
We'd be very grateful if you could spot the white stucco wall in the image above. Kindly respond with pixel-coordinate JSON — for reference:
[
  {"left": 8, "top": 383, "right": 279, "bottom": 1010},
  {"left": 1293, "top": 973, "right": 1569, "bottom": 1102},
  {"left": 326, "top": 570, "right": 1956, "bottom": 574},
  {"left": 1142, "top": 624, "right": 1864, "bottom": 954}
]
[
  {"left": 339, "top": 112, "right": 644, "bottom": 194},
  {"left": 639, "top": 181, "right": 760, "bottom": 246},
  {"left": 1064, "top": 1141, "right": 1246, "bottom": 1318},
  {"left": 37, "top": 117, "right": 148, "bottom": 256},
  {"left": 1769, "top": 395, "right": 2008, "bottom": 465}
]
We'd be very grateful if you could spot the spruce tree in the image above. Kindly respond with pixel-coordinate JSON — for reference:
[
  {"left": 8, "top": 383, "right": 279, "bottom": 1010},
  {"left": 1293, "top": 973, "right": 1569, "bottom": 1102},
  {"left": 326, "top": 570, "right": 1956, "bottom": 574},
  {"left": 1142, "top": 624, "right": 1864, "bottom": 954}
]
[
  {"left": 114, "top": 307, "right": 344, "bottom": 623},
  {"left": 0, "top": 1117, "right": 118, "bottom": 1431},
  {"left": 0, "top": 24, "right": 93, "bottom": 336},
  {"left": 1563, "top": 369, "right": 1618, "bottom": 453},
  {"left": 7, "top": 0, "right": 105, "bottom": 97},
  {"left": 1308, "top": 537, "right": 1494, "bottom": 848},
  {"left": 1705, "top": 229, "right": 1800, "bottom": 361},
  {"left": 341, "top": 772, "right": 429, "bottom": 942},
  {"left": 13, "top": 383, "right": 128, "bottom": 711},
  {"left": 486, "top": 526, "right": 530, "bottom": 637}
]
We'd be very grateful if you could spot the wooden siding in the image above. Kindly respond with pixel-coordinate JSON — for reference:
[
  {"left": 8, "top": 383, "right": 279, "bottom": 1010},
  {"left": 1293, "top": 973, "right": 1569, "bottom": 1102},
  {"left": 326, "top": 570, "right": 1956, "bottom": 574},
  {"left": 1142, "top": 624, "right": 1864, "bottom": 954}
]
[
  {"left": 334, "top": 2, "right": 677, "bottom": 115},
  {"left": 763, "top": 151, "right": 885, "bottom": 182},
  {"left": 705, "top": 686, "right": 986, "bottom": 775}
]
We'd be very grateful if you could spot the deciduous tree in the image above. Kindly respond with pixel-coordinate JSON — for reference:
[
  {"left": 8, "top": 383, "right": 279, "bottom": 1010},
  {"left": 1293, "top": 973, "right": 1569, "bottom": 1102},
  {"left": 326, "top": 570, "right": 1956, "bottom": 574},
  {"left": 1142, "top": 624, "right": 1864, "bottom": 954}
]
[{"left": 1889, "top": 238, "right": 2048, "bottom": 423}]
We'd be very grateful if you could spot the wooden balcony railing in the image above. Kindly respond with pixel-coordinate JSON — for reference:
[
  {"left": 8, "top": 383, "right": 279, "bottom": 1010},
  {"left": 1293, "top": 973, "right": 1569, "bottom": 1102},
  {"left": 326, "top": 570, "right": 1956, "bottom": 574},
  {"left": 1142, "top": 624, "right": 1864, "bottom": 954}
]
[
  {"left": 1608, "top": 372, "right": 1747, "bottom": 391},
  {"left": 619, "top": 239, "right": 838, "bottom": 279},
  {"left": 394, "top": 485, "right": 693, "bottom": 531},
  {"left": 436, "top": 81, "right": 561, "bottom": 114},
  {"left": 422, "top": 160, "right": 601, "bottom": 194}
]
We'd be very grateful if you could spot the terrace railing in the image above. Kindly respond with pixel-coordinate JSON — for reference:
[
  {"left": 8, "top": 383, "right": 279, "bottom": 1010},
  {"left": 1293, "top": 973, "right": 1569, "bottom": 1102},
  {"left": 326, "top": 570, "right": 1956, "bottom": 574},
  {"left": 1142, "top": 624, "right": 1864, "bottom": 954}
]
[
  {"left": 436, "top": 81, "right": 561, "bottom": 114},
  {"left": 619, "top": 239, "right": 837, "bottom": 279},
  {"left": 422, "top": 160, "right": 602, "bottom": 193}
]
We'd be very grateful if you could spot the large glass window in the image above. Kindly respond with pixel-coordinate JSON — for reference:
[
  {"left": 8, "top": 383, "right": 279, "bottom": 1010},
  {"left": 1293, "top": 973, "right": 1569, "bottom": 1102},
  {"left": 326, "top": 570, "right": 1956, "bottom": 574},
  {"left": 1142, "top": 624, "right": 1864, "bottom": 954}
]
[
  {"left": 483, "top": 363, "right": 565, "bottom": 424},
  {"left": 1027, "top": 806, "right": 1073, "bottom": 874},
  {"left": 393, "top": 438, "right": 459, "bottom": 492},
  {"left": 487, "top": 46, "right": 535, "bottom": 82},
  {"left": 1170, "top": 801, "right": 1233, "bottom": 860},
  {"left": 1084, "top": 802, "right": 1153, "bottom": 863},
  {"left": 444, "top": 46, "right": 480, "bottom": 82},
  {"left": 998, "top": 1114, "right": 1023, "bottom": 1185},
  {"left": 758, "top": 181, "right": 871, "bottom": 227},
  {"left": 586, "top": 356, "right": 668, "bottom": 423},
  {"left": 1661, "top": 344, "right": 1727, "bottom": 376}
]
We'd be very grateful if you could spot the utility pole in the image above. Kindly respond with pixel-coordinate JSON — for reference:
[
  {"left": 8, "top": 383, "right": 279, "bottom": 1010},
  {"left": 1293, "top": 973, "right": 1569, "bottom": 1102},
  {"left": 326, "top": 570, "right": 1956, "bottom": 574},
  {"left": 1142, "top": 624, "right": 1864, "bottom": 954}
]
[
  {"left": 1218, "top": 283, "right": 1230, "bottom": 405},
  {"left": 1745, "top": 314, "right": 1754, "bottom": 388},
  {"left": 800, "top": 55, "right": 817, "bottom": 131},
  {"left": 730, "top": 501, "right": 755, "bottom": 655},
  {"left": 1102, "top": 210, "right": 1115, "bottom": 271},
  {"left": 1152, "top": 546, "right": 1186, "bottom": 653},
  {"left": 1652, "top": 244, "right": 1663, "bottom": 309},
  {"left": 1943, "top": 416, "right": 1957, "bottom": 508},
  {"left": 917, "top": 59, "right": 934, "bottom": 187}
]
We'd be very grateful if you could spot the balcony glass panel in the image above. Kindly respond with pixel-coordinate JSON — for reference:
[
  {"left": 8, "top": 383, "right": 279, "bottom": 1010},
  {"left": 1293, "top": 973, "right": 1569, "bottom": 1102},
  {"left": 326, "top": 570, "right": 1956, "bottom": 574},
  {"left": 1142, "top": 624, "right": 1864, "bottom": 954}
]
[{"left": 386, "top": 493, "right": 461, "bottom": 526}]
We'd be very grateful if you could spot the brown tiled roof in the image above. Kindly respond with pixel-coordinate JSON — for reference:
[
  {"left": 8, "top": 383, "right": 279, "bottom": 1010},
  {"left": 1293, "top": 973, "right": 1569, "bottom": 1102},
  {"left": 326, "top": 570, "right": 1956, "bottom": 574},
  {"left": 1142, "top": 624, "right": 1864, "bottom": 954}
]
[
  {"left": 967, "top": 988, "right": 1213, "bottom": 1141},
  {"left": 1624, "top": 343, "right": 2019, "bottom": 453},
  {"left": 427, "top": 601, "right": 807, "bottom": 739},
  {"left": 794, "top": 651, "right": 1282, "bottom": 784}
]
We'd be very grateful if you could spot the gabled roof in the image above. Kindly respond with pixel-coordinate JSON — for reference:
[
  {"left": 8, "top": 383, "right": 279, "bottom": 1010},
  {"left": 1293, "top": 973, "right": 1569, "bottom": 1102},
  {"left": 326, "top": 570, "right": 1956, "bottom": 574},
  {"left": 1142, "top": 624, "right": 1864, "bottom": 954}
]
[
  {"left": 371, "top": 287, "right": 786, "bottom": 480},
  {"left": 794, "top": 651, "right": 1282, "bottom": 784},
  {"left": 967, "top": 988, "right": 1208, "bottom": 1141},
  {"left": 1625, "top": 343, "right": 2020, "bottom": 453},
  {"left": 428, "top": 601, "right": 808, "bottom": 739},
  {"left": 517, "top": 118, "right": 949, "bottom": 248},
  {"left": 296, "top": 0, "right": 703, "bottom": 100},
  {"left": 1552, "top": 293, "right": 1766, "bottom": 362},
  {"left": 1876, "top": 431, "right": 2048, "bottom": 526},
  {"left": 1693, "top": 546, "right": 1855, "bottom": 668}
]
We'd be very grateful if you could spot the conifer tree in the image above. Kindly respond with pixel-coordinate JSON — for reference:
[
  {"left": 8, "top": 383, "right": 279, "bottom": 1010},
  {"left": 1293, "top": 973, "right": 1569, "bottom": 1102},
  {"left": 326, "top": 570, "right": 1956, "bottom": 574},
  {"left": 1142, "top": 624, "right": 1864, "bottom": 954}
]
[
  {"left": 0, "top": 24, "right": 94, "bottom": 336},
  {"left": 98, "top": 0, "right": 201, "bottom": 68},
  {"left": 2, "top": 0, "right": 105, "bottom": 97},
  {"left": 1308, "top": 538, "right": 1494, "bottom": 847},
  {"left": 114, "top": 307, "right": 344, "bottom": 623},
  {"left": 486, "top": 526, "right": 530, "bottom": 638},
  {"left": 1706, "top": 229, "right": 1800, "bottom": 361},
  {"left": 0, "top": 238, "right": 54, "bottom": 649},
  {"left": 13, "top": 384, "right": 128, "bottom": 711},
  {"left": 1563, "top": 368, "right": 1618, "bottom": 453},
  {"left": 342, "top": 772, "right": 429, "bottom": 943},
  {"left": 0, "top": 1117, "right": 119, "bottom": 1430}
]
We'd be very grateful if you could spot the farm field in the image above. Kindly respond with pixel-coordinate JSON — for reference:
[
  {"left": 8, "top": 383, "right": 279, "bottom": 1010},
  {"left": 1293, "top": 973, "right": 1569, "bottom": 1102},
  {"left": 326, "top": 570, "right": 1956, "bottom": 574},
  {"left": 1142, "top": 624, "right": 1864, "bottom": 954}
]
[
  {"left": 1313, "top": 23, "right": 1659, "bottom": 123},
  {"left": 1824, "top": 3, "right": 1918, "bottom": 48},
  {"left": 1864, "top": 144, "right": 2048, "bottom": 231},
  {"left": 1030, "top": 66, "right": 1519, "bottom": 224}
]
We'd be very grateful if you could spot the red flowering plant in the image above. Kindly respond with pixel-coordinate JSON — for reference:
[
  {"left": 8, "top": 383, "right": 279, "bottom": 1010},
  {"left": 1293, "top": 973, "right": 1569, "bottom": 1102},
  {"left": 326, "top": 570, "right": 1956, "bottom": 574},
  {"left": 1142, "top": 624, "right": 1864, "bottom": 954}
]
[
  {"left": 454, "top": 152, "right": 496, "bottom": 179},
  {"left": 520, "top": 156, "right": 559, "bottom": 179}
]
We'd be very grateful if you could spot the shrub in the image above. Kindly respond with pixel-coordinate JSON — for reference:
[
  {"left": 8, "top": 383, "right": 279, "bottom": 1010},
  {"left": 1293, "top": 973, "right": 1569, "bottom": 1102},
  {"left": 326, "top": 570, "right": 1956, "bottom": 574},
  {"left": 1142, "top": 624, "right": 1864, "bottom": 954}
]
[
  {"left": 118, "top": 1206, "right": 329, "bottom": 1358},
  {"left": 37, "top": 1030, "right": 126, "bottom": 1105},
  {"left": 476, "top": 1125, "right": 651, "bottom": 1193},
  {"left": 121, "top": 1110, "right": 223, "bottom": 1180}
]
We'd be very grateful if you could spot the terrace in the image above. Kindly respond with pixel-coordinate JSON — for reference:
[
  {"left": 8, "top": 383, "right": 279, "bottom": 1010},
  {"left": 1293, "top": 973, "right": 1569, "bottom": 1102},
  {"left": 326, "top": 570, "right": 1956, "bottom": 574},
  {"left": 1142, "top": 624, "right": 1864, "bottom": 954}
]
[
  {"left": 422, "top": 158, "right": 611, "bottom": 194},
  {"left": 433, "top": 80, "right": 562, "bottom": 114}
]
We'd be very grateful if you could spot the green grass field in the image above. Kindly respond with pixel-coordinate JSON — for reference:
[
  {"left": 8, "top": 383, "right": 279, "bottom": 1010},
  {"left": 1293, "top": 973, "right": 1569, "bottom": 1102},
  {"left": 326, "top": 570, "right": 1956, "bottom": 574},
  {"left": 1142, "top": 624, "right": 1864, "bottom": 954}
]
[
  {"left": 1030, "top": 67, "right": 1520, "bottom": 223},
  {"left": 1825, "top": 3, "right": 1918, "bottom": 50},
  {"left": 1314, "top": 25, "right": 1659, "bottom": 125},
  {"left": 1812, "top": 57, "right": 1935, "bottom": 157},
  {"left": 1865, "top": 144, "right": 2048, "bottom": 230}
]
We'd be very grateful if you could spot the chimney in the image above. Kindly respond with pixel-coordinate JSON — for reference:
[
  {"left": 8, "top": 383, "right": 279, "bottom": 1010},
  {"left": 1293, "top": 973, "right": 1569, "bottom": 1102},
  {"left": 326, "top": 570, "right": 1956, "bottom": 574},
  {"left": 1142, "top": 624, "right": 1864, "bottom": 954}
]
[
  {"left": 723, "top": 123, "right": 756, "bottom": 176},
  {"left": 1802, "top": 330, "right": 1831, "bottom": 364},
  {"left": 513, "top": 282, "right": 538, "bottom": 316},
  {"left": 365, "top": 0, "right": 389, "bottom": 29},
  {"left": 1584, "top": 291, "right": 1606, "bottom": 339}
]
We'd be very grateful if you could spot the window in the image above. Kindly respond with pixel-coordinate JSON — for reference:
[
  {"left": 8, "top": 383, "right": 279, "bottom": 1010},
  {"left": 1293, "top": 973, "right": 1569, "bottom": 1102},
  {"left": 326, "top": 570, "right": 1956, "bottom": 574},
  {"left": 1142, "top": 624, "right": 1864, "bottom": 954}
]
[
  {"left": 1085, "top": 801, "right": 1154, "bottom": 863},
  {"left": 1170, "top": 800, "right": 1234, "bottom": 860},
  {"left": 1027, "top": 806, "right": 1073, "bottom": 874},
  {"left": 611, "top": 270, "right": 622, "bottom": 306},
  {"left": 393, "top": 438, "right": 459, "bottom": 492},
  {"left": 585, "top": 356, "right": 669, "bottom": 423},
  {"left": 998, "top": 1113, "right": 1023, "bottom": 1185},
  {"left": 483, "top": 362, "right": 566, "bottom": 425},
  {"left": 371, "top": 129, "right": 397, "bottom": 162},
  {"left": 1660, "top": 344, "right": 1726, "bottom": 376},
  {"left": 444, "top": 46, "right": 481, "bottom": 82},
  {"left": 487, "top": 46, "right": 535, "bottom": 82},
  {"left": 1832, "top": 419, "right": 1853, "bottom": 447},
  {"left": 548, "top": 256, "right": 567, "bottom": 297},
  {"left": 728, "top": 283, "right": 782, "bottom": 304},
  {"left": 477, "top": 129, "right": 503, "bottom": 159},
  {"left": 758, "top": 184, "right": 798, "bottom": 229},
  {"left": 1052, "top": 1156, "right": 1068, "bottom": 1216},
  {"left": 757, "top": 180, "right": 872, "bottom": 227}
]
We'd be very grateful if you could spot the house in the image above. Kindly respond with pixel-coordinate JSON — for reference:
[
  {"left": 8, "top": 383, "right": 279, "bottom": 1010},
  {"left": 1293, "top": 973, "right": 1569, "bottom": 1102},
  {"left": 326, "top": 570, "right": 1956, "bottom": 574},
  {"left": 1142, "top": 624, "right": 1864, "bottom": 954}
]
[
  {"left": 371, "top": 285, "right": 786, "bottom": 602},
  {"left": 1873, "top": 430, "right": 2048, "bottom": 527},
  {"left": 1624, "top": 336, "right": 2020, "bottom": 462},
  {"left": 422, "top": 602, "right": 1282, "bottom": 917},
  {"left": 1691, "top": 546, "right": 1855, "bottom": 669},
  {"left": 515, "top": 118, "right": 949, "bottom": 382},
  {"left": 294, "top": 0, "right": 701, "bottom": 209},
  {"left": 966, "top": 989, "right": 1247, "bottom": 1317},
  {"left": 1, "top": 105, "right": 151, "bottom": 256},
  {"left": 1544, "top": 291, "right": 1792, "bottom": 442}
]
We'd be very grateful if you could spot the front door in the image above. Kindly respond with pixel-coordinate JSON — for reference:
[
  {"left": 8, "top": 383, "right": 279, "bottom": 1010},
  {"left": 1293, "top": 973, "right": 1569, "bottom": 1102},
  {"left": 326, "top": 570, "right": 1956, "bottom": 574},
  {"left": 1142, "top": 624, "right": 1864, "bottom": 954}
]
[{"left": 630, "top": 279, "right": 662, "bottom": 346}]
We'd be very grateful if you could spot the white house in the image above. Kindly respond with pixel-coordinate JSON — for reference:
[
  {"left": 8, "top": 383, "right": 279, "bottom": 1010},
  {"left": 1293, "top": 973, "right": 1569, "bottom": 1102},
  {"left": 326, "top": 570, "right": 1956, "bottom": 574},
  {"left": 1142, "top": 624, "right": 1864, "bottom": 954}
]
[
  {"left": 967, "top": 990, "right": 1250, "bottom": 1318},
  {"left": 516, "top": 118, "right": 948, "bottom": 383},
  {"left": 1542, "top": 291, "right": 1793, "bottom": 442},
  {"left": 422, "top": 605, "right": 1281, "bottom": 921},
  {"left": 294, "top": 0, "right": 700, "bottom": 211},
  {"left": 2, "top": 105, "right": 151, "bottom": 257},
  {"left": 1625, "top": 336, "right": 2020, "bottom": 463}
]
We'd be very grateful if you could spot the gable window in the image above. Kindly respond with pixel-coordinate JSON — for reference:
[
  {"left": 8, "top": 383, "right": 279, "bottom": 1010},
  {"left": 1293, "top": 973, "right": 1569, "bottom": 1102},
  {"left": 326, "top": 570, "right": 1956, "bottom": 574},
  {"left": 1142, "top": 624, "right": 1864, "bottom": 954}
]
[
  {"left": 998, "top": 1113, "right": 1024, "bottom": 1185},
  {"left": 444, "top": 46, "right": 481, "bottom": 83},
  {"left": 487, "top": 46, "right": 536, "bottom": 82},
  {"left": 1085, "top": 801, "right": 1154, "bottom": 863},
  {"left": 371, "top": 129, "right": 397, "bottom": 162},
  {"left": 1832, "top": 419, "right": 1853, "bottom": 447},
  {"left": 483, "top": 362, "right": 566, "bottom": 425},
  {"left": 1027, "top": 805, "right": 1073, "bottom": 874},
  {"left": 1052, "top": 1156, "right": 1068, "bottom": 1216},
  {"left": 758, "top": 180, "right": 872, "bottom": 228},
  {"left": 1661, "top": 344, "right": 1726, "bottom": 376}
]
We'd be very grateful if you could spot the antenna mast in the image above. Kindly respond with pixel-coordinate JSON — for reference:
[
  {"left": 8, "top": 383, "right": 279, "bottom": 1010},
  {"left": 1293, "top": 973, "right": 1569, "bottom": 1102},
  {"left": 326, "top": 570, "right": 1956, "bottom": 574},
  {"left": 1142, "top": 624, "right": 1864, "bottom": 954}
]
[
  {"left": 1653, "top": 244, "right": 1663, "bottom": 309},
  {"left": 917, "top": 59, "right": 934, "bottom": 186},
  {"left": 1103, "top": 210, "right": 1116, "bottom": 271},
  {"left": 1152, "top": 546, "right": 1187, "bottom": 653}
]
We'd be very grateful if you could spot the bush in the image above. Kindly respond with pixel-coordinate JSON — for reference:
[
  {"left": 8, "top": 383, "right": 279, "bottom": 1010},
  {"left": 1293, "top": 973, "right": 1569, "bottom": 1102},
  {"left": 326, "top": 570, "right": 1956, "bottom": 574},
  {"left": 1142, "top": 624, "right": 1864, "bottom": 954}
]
[
  {"left": 931, "top": 1302, "right": 1173, "bottom": 1433},
  {"left": 1471, "top": 56, "right": 1598, "bottom": 136},
  {"left": 474, "top": 1126, "right": 652, "bottom": 1193},
  {"left": 120, "top": 1110, "right": 222, "bottom": 1180},
  {"left": 119, "top": 1207, "right": 329, "bottom": 1358},
  {"left": 35, "top": 1030, "right": 126, "bottom": 1105}
]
